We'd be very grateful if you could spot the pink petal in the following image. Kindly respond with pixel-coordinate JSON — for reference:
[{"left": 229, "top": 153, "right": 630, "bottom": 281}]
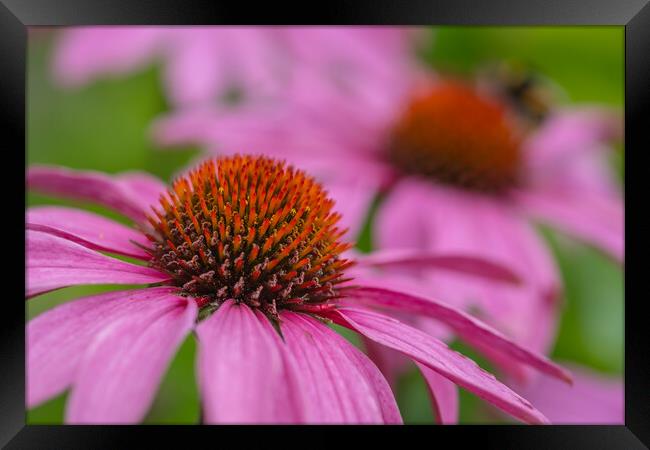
[
  {"left": 343, "top": 285, "right": 571, "bottom": 384},
  {"left": 280, "top": 312, "right": 402, "bottom": 424},
  {"left": 524, "top": 109, "right": 622, "bottom": 180},
  {"left": 362, "top": 338, "right": 410, "bottom": 388},
  {"left": 323, "top": 177, "right": 381, "bottom": 240},
  {"left": 115, "top": 171, "right": 169, "bottom": 213},
  {"left": 511, "top": 364, "right": 623, "bottom": 424},
  {"left": 27, "top": 230, "right": 169, "bottom": 298},
  {"left": 329, "top": 307, "right": 548, "bottom": 424},
  {"left": 27, "top": 206, "right": 151, "bottom": 259},
  {"left": 65, "top": 293, "right": 196, "bottom": 423},
  {"left": 357, "top": 249, "right": 521, "bottom": 284},
  {"left": 163, "top": 29, "right": 227, "bottom": 107},
  {"left": 53, "top": 27, "right": 164, "bottom": 87},
  {"left": 27, "top": 286, "right": 178, "bottom": 408},
  {"left": 27, "top": 166, "right": 166, "bottom": 223},
  {"left": 515, "top": 188, "right": 624, "bottom": 262},
  {"left": 195, "top": 300, "right": 302, "bottom": 424},
  {"left": 415, "top": 361, "right": 459, "bottom": 424}
]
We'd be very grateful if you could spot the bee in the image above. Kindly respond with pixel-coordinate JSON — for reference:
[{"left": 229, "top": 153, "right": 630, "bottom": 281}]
[{"left": 479, "top": 60, "right": 562, "bottom": 126}]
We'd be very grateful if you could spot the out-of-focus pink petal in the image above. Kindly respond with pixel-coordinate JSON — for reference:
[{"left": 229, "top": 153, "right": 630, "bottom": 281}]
[
  {"left": 362, "top": 338, "right": 410, "bottom": 388},
  {"left": 280, "top": 312, "right": 402, "bottom": 424},
  {"left": 511, "top": 364, "right": 623, "bottom": 424},
  {"left": 65, "top": 294, "right": 196, "bottom": 424},
  {"left": 329, "top": 307, "right": 548, "bottom": 424},
  {"left": 282, "top": 27, "right": 420, "bottom": 109},
  {"left": 53, "top": 27, "right": 164, "bottom": 87},
  {"left": 27, "top": 230, "right": 168, "bottom": 298},
  {"left": 357, "top": 249, "right": 521, "bottom": 284},
  {"left": 27, "top": 166, "right": 166, "bottom": 223},
  {"left": 163, "top": 29, "right": 227, "bottom": 107},
  {"left": 323, "top": 178, "right": 379, "bottom": 240},
  {"left": 27, "top": 286, "right": 178, "bottom": 408},
  {"left": 163, "top": 27, "right": 285, "bottom": 107},
  {"left": 27, "top": 206, "right": 151, "bottom": 259},
  {"left": 415, "top": 361, "right": 459, "bottom": 424},
  {"left": 515, "top": 188, "right": 624, "bottom": 262},
  {"left": 115, "top": 171, "right": 168, "bottom": 212},
  {"left": 524, "top": 109, "right": 621, "bottom": 183},
  {"left": 195, "top": 300, "right": 302, "bottom": 424},
  {"left": 342, "top": 285, "right": 571, "bottom": 384},
  {"left": 151, "top": 106, "right": 334, "bottom": 158}
]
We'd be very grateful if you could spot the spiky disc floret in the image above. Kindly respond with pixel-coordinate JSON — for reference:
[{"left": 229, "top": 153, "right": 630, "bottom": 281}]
[
  {"left": 146, "top": 155, "right": 354, "bottom": 321},
  {"left": 387, "top": 81, "right": 522, "bottom": 192}
]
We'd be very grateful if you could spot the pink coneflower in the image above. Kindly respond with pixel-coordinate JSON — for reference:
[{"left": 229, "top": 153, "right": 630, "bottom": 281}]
[
  {"left": 27, "top": 155, "right": 570, "bottom": 424},
  {"left": 152, "top": 49, "right": 623, "bottom": 383},
  {"left": 52, "top": 26, "right": 415, "bottom": 109}
]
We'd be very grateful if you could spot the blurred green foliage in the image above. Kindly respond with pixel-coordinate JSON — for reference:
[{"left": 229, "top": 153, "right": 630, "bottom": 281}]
[{"left": 27, "top": 26, "right": 623, "bottom": 424}]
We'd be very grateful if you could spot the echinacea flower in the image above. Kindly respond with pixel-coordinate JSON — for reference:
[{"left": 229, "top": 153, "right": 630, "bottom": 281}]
[
  {"left": 27, "top": 155, "right": 571, "bottom": 424},
  {"left": 152, "top": 40, "right": 623, "bottom": 384},
  {"left": 52, "top": 26, "right": 416, "bottom": 109}
]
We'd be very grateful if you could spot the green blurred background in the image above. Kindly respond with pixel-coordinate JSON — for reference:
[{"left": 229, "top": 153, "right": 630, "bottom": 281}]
[{"left": 27, "top": 26, "right": 624, "bottom": 424}]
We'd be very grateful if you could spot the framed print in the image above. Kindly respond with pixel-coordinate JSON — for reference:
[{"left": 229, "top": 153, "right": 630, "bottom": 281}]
[{"left": 1, "top": 0, "right": 647, "bottom": 447}]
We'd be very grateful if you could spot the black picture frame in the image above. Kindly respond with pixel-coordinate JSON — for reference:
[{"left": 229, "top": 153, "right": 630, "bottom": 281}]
[{"left": 2, "top": 1, "right": 647, "bottom": 448}]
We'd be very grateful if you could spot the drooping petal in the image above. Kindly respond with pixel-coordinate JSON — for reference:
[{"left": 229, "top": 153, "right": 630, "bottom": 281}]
[
  {"left": 195, "top": 300, "right": 302, "bottom": 424},
  {"left": 27, "top": 230, "right": 169, "bottom": 297},
  {"left": 280, "top": 312, "right": 402, "bottom": 424},
  {"left": 27, "top": 286, "right": 178, "bottom": 408},
  {"left": 65, "top": 293, "right": 196, "bottom": 424},
  {"left": 515, "top": 188, "right": 624, "bottom": 262},
  {"left": 342, "top": 286, "right": 571, "bottom": 384},
  {"left": 510, "top": 364, "right": 624, "bottom": 424},
  {"left": 27, "top": 206, "right": 151, "bottom": 259},
  {"left": 415, "top": 361, "right": 459, "bottom": 424},
  {"left": 328, "top": 307, "right": 548, "bottom": 424},
  {"left": 27, "top": 166, "right": 166, "bottom": 223},
  {"left": 356, "top": 249, "right": 521, "bottom": 284},
  {"left": 362, "top": 337, "right": 410, "bottom": 388}
]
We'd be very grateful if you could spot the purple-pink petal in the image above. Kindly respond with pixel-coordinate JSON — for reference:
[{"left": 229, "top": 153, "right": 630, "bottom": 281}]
[
  {"left": 280, "top": 312, "right": 402, "bottom": 424},
  {"left": 27, "top": 286, "right": 178, "bottom": 408},
  {"left": 329, "top": 307, "right": 549, "bottom": 424},
  {"left": 343, "top": 285, "right": 571, "bottom": 384},
  {"left": 510, "top": 364, "right": 623, "bottom": 424},
  {"left": 27, "top": 166, "right": 166, "bottom": 223},
  {"left": 27, "top": 230, "right": 169, "bottom": 297},
  {"left": 515, "top": 188, "right": 624, "bottom": 262},
  {"left": 357, "top": 249, "right": 521, "bottom": 284},
  {"left": 415, "top": 361, "right": 459, "bottom": 424},
  {"left": 65, "top": 292, "right": 196, "bottom": 424},
  {"left": 195, "top": 300, "right": 302, "bottom": 424},
  {"left": 53, "top": 27, "right": 164, "bottom": 87},
  {"left": 27, "top": 206, "right": 152, "bottom": 259}
]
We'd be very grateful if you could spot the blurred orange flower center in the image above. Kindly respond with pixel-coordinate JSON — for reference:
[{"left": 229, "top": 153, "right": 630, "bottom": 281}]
[
  {"left": 145, "top": 155, "right": 353, "bottom": 321},
  {"left": 387, "top": 81, "right": 523, "bottom": 192}
]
